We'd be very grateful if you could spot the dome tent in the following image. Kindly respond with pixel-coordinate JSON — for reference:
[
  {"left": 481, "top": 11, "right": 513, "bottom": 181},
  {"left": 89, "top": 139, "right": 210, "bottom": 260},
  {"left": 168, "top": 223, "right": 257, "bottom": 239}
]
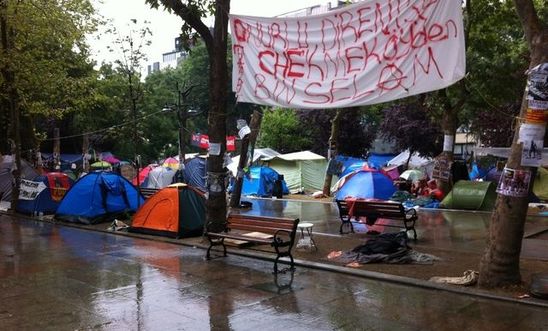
[
  {"left": 16, "top": 172, "right": 73, "bottom": 215},
  {"left": 334, "top": 169, "right": 396, "bottom": 200},
  {"left": 55, "top": 172, "right": 144, "bottom": 224},
  {"left": 241, "top": 166, "right": 289, "bottom": 197},
  {"left": 440, "top": 180, "right": 497, "bottom": 211},
  {"left": 129, "top": 184, "right": 206, "bottom": 238}
]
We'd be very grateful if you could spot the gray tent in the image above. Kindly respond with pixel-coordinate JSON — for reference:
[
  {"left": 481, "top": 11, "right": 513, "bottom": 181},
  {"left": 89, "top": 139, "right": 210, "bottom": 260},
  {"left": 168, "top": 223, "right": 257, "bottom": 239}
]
[{"left": 0, "top": 155, "right": 40, "bottom": 202}]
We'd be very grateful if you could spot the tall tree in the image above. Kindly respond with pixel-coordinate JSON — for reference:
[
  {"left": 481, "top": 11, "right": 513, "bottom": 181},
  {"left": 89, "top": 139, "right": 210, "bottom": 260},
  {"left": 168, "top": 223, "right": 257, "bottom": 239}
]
[
  {"left": 146, "top": 0, "right": 230, "bottom": 232},
  {"left": 479, "top": 0, "right": 547, "bottom": 288},
  {"left": 0, "top": 0, "right": 97, "bottom": 208},
  {"left": 257, "top": 108, "right": 312, "bottom": 153},
  {"left": 380, "top": 102, "right": 442, "bottom": 167}
]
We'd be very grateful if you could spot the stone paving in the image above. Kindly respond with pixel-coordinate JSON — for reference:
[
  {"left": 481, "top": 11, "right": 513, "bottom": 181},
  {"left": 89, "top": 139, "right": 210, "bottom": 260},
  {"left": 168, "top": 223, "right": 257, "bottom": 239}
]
[{"left": 1, "top": 214, "right": 547, "bottom": 330}]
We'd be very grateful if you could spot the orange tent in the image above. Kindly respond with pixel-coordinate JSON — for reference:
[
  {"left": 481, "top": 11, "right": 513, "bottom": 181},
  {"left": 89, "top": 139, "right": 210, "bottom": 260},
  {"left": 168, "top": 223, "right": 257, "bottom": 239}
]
[{"left": 129, "top": 184, "right": 205, "bottom": 238}]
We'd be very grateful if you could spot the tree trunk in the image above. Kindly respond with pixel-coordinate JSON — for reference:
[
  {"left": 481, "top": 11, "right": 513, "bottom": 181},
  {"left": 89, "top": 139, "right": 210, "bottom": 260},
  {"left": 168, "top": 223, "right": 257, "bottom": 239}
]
[
  {"left": 322, "top": 109, "right": 341, "bottom": 196},
  {"left": 1, "top": 2, "right": 21, "bottom": 212},
  {"left": 205, "top": 0, "right": 230, "bottom": 233},
  {"left": 478, "top": 0, "right": 547, "bottom": 288},
  {"left": 229, "top": 110, "right": 262, "bottom": 208}
]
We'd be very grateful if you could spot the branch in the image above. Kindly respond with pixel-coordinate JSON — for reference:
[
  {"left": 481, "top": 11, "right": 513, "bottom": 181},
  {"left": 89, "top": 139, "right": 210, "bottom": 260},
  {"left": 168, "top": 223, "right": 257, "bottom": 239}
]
[
  {"left": 512, "top": 0, "right": 542, "bottom": 50},
  {"left": 155, "top": 0, "right": 213, "bottom": 51}
]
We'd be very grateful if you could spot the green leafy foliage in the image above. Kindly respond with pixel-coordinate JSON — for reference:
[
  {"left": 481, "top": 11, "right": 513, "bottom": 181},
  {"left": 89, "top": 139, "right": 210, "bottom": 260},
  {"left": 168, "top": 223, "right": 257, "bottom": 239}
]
[
  {"left": 258, "top": 108, "right": 312, "bottom": 153},
  {"left": 0, "top": 0, "right": 98, "bottom": 153},
  {"left": 380, "top": 103, "right": 442, "bottom": 158}
]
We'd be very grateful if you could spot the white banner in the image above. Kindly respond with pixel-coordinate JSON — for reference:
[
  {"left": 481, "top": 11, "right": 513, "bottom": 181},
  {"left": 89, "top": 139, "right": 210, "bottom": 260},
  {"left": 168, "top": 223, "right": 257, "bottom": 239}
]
[
  {"left": 19, "top": 179, "right": 47, "bottom": 200},
  {"left": 231, "top": 0, "right": 465, "bottom": 109}
]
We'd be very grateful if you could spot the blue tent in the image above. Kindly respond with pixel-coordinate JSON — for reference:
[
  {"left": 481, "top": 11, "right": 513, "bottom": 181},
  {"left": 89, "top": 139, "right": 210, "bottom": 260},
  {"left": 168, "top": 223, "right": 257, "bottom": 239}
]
[
  {"left": 183, "top": 157, "right": 207, "bottom": 192},
  {"left": 334, "top": 169, "right": 396, "bottom": 200},
  {"left": 242, "top": 166, "right": 289, "bottom": 197},
  {"left": 41, "top": 153, "right": 83, "bottom": 171},
  {"left": 55, "top": 172, "right": 144, "bottom": 224},
  {"left": 16, "top": 173, "right": 73, "bottom": 215}
]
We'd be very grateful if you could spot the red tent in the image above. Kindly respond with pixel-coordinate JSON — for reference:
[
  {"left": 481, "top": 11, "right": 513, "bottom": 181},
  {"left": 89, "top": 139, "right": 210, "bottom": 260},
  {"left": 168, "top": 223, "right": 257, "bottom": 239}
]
[{"left": 132, "top": 164, "right": 157, "bottom": 186}]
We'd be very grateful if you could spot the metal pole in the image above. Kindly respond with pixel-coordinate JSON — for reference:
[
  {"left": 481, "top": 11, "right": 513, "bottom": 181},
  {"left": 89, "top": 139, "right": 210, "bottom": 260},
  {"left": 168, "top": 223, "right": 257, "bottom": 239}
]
[{"left": 177, "top": 86, "right": 186, "bottom": 183}]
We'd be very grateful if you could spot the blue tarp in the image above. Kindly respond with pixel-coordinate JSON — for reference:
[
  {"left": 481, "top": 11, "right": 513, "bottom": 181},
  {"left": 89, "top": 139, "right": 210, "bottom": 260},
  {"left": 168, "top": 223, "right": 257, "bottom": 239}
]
[
  {"left": 242, "top": 166, "right": 289, "bottom": 197},
  {"left": 55, "top": 172, "right": 144, "bottom": 224},
  {"left": 366, "top": 153, "right": 397, "bottom": 169},
  {"left": 335, "top": 170, "right": 396, "bottom": 200},
  {"left": 183, "top": 157, "right": 207, "bottom": 192},
  {"left": 469, "top": 163, "right": 490, "bottom": 180}
]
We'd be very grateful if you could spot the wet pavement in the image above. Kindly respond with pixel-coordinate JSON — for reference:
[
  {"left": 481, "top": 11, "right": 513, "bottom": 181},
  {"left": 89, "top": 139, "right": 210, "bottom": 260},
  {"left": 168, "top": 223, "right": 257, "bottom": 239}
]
[
  {"left": 1, "top": 214, "right": 547, "bottom": 330},
  {"left": 238, "top": 198, "right": 548, "bottom": 259}
]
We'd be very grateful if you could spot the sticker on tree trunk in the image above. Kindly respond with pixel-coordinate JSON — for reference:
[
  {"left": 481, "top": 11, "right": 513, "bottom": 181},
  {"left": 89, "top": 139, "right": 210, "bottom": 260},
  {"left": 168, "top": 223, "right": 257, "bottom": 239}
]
[
  {"left": 518, "top": 123, "right": 545, "bottom": 167},
  {"left": 496, "top": 168, "right": 531, "bottom": 198}
]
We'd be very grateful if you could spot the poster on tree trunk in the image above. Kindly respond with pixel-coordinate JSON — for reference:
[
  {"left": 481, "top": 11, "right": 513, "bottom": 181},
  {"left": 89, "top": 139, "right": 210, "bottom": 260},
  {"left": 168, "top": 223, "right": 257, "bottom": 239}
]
[
  {"left": 518, "top": 124, "right": 545, "bottom": 167},
  {"left": 230, "top": 0, "right": 465, "bottom": 109},
  {"left": 432, "top": 156, "right": 451, "bottom": 181},
  {"left": 496, "top": 168, "right": 531, "bottom": 198}
]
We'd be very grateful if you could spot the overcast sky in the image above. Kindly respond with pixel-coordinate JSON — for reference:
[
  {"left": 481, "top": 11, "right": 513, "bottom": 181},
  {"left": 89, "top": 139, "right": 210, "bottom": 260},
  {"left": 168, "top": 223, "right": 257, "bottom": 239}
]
[{"left": 90, "top": 0, "right": 331, "bottom": 67}]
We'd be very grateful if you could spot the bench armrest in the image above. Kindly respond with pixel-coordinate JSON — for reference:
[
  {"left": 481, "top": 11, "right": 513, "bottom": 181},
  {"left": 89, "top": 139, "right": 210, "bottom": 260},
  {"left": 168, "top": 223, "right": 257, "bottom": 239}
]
[
  {"left": 272, "top": 229, "right": 293, "bottom": 247},
  {"left": 404, "top": 208, "right": 417, "bottom": 220}
]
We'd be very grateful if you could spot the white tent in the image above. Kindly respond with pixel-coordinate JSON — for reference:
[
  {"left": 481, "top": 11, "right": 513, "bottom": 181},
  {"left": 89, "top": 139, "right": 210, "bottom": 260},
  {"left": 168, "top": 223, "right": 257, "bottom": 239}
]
[
  {"left": 264, "top": 151, "right": 327, "bottom": 194},
  {"left": 387, "top": 150, "right": 434, "bottom": 178},
  {"left": 227, "top": 148, "right": 280, "bottom": 176},
  {"left": 145, "top": 166, "right": 176, "bottom": 189}
]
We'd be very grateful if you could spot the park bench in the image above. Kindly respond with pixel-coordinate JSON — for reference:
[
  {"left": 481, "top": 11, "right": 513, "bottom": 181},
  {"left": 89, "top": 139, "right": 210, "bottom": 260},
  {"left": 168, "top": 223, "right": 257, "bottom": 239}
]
[
  {"left": 205, "top": 213, "right": 300, "bottom": 273},
  {"left": 336, "top": 199, "right": 418, "bottom": 240}
]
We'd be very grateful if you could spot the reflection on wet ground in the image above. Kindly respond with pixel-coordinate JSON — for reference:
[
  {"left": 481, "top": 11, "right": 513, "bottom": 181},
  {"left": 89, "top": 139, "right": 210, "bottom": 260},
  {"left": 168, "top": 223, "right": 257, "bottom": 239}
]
[
  {"left": 1, "top": 214, "right": 547, "bottom": 330},
  {"left": 239, "top": 198, "right": 548, "bottom": 257}
]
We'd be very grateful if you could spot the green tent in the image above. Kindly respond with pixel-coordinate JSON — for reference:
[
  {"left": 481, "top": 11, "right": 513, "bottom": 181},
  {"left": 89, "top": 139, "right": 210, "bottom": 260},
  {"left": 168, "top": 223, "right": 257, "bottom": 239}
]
[
  {"left": 533, "top": 167, "right": 548, "bottom": 201},
  {"left": 265, "top": 151, "right": 327, "bottom": 194},
  {"left": 441, "top": 180, "right": 497, "bottom": 211}
]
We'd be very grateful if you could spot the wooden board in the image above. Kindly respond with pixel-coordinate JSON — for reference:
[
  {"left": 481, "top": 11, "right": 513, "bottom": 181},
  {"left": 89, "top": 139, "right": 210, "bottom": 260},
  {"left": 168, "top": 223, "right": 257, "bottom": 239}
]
[
  {"left": 224, "top": 238, "right": 251, "bottom": 247},
  {"left": 242, "top": 232, "right": 273, "bottom": 239}
]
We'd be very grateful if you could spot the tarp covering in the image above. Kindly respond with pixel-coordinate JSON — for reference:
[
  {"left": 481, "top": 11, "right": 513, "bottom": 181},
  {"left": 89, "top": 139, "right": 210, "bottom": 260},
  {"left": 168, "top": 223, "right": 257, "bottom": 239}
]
[
  {"left": 0, "top": 155, "right": 40, "bottom": 202},
  {"left": 183, "top": 157, "right": 207, "bottom": 192},
  {"left": 130, "top": 184, "right": 205, "bottom": 238},
  {"left": 55, "top": 172, "right": 144, "bottom": 224},
  {"left": 440, "top": 180, "right": 497, "bottom": 211},
  {"left": 367, "top": 153, "right": 397, "bottom": 169},
  {"left": 227, "top": 148, "right": 280, "bottom": 176},
  {"left": 16, "top": 173, "right": 73, "bottom": 215},
  {"left": 266, "top": 151, "right": 326, "bottom": 193},
  {"left": 145, "top": 166, "right": 176, "bottom": 189},
  {"left": 387, "top": 150, "right": 434, "bottom": 178},
  {"left": 241, "top": 166, "right": 289, "bottom": 197},
  {"left": 230, "top": 0, "right": 465, "bottom": 109},
  {"left": 334, "top": 169, "right": 396, "bottom": 200}
]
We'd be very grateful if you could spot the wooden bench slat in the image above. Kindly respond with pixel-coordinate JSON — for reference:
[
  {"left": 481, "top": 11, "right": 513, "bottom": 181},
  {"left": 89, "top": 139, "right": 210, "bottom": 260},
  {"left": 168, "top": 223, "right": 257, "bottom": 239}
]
[
  {"left": 228, "top": 214, "right": 296, "bottom": 223},
  {"left": 227, "top": 224, "right": 291, "bottom": 234},
  {"left": 335, "top": 199, "right": 417, "bottom": 239},
  {"left": 207, "top": 232, "right": 272, "bottom": 244},
  {"left": 228, "top": 219, "right": 295, "bottom": 230}
]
